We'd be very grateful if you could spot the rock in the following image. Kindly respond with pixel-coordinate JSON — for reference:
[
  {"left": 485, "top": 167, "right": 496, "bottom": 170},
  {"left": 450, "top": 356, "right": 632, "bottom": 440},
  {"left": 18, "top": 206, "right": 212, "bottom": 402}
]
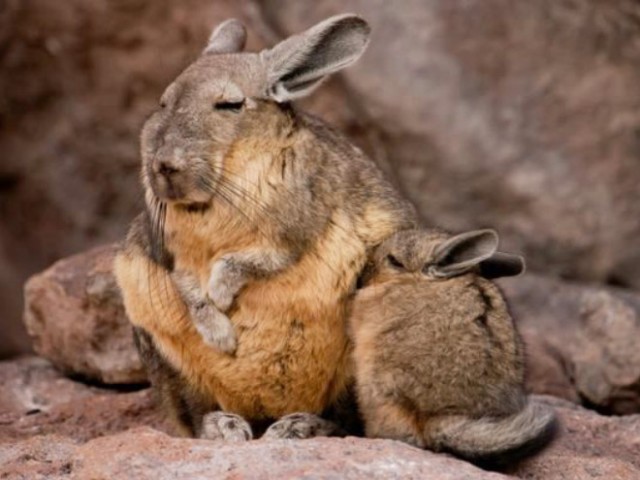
[
  {"left": 0, "top": 434, "right": 77, "bottom": 480},
  {"left": 261, "top": 0, "right": 640, "bottom": 289},
  {"left": 509, "top": 396, "right": 640, "bottom": 479},
  {"left": 1, "top": 429, "right": 510, "bottom": 480},
  {"left": 500, "top": 274, "right": 640, "bottom": 414},
  {"left": 2, "top": 387, "right": 640, "bottom": 479},
  {"left": 0, "top": 356, "right": 99, "bottom": 417},
  {"left": 23, "top": 245, "right": 145, "bottom": 385},
  {"left": 0, "top": 356, "right": 170, "bottom": 444}
]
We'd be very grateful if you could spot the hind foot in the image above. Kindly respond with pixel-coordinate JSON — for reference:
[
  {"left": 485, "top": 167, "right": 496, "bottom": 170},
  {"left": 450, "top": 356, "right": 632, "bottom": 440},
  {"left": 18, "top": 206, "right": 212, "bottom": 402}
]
[
  {"left": 200, "top": 412, "right": 253, "bottom": 442},
  {"left": 262, "top": 413, "right": 343, "bottom": 440}
]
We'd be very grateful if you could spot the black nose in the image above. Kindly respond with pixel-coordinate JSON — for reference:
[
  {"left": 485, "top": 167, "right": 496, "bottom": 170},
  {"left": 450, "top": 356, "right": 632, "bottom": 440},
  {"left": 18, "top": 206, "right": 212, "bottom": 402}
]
[{"left": 158, "top": 161, "right": 179, "bottom": 178}]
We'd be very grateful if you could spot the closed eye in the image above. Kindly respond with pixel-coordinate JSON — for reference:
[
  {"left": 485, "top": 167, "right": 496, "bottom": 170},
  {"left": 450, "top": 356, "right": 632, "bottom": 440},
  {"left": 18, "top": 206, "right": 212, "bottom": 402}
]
[
  {"left": 214, "top": 100, "right": 245, "bottom": 112},
  {"left": 387, "top": 254, "right": 404, "bottom": 269}
]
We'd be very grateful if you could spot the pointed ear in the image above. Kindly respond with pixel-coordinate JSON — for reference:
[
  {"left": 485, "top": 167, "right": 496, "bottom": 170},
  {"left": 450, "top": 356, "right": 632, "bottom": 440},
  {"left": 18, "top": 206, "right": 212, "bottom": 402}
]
[
  {"left": 204, "top": 19, "right": 247, "bottom": 55},
  {"left": 430, "top": 230, "right": 499, "bottom": 278},
  {"left": 479, "top": 252, "right": 526, "bottom": 279},
  {"left": 261, "top": 14, "right": 371, "bottom": 102}
]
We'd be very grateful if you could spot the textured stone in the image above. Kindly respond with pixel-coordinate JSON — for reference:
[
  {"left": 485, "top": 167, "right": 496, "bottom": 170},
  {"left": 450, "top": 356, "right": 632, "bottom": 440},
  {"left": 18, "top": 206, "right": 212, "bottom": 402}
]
[
  {"left": 501, "top": 274, "right": 640, "bottom": 414},
  {"left": 509, "top": 396, "right": 640, "bottom": 479},
  {"left": 0, "top": 356, "right": 170, "bottom": 444},
  {"left": 2, "top": 392, "right": 640, "bottom": 480},
  {"left": 1, "top": 357, "right": 639, "bottom": 480},
  {"left": 23, "top": 245, "right": 144, "bottom": 384}
]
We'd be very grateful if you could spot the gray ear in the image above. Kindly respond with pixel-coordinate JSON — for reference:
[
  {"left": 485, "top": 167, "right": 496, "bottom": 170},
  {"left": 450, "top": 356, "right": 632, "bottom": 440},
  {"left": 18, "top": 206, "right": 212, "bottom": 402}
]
[
  {"left": 430, "top": 230, "right": 499, "bottom": 278},
  {"left": 204, "top": 19, "right": 247, "bottom": 55},
  {"left": 261, "top": 14, "right": 371, "bottom": 102},
  {"left": 480, "top": 252, "right": 526, "bottom": 279}
]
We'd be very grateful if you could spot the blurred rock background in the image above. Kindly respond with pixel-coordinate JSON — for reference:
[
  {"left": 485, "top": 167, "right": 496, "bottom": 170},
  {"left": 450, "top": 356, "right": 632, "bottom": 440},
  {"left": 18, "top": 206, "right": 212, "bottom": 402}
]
[
  {"left": 3, "top": 0, "right": 640, "bottom": 358},
  {"left": 2, "top": 0, "right": 640, "bottom": 356}
]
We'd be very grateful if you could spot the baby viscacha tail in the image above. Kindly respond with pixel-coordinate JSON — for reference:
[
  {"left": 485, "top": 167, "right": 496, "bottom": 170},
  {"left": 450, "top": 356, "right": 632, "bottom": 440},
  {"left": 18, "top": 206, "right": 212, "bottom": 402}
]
[{"left": 424, "top": 399, "right": 558, "bottom": 469}]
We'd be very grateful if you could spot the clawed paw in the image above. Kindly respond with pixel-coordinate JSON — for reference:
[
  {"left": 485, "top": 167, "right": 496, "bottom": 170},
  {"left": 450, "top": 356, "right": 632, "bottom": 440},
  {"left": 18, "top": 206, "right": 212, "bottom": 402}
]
[
  {"left": 208, "top": 259, "right": 245, "bottom": 312},
  {"left": 262, "top": 413, "right": 342, "bottom": 440},
  {"left": 192, "top": 304, "right": 237, "bottom": 354},
  {"left": 200, "top": 412, "right": 253, "bottom": 442}
]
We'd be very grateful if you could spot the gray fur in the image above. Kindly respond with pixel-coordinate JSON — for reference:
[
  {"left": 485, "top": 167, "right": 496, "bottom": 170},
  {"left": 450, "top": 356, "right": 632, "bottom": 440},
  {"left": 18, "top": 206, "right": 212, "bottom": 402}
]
[
  {"left": 204, "top": 19, "right": 247, "bottom": 55},
  {"left": 350, "top": 229, "right": 555, "bottom": 465},
  {"left": 171, "top": 270, "right": 237, "bottom": 353},
  {"left": 261, "top": 14, "right": 371, "bottom": 101},
  {"left": 428, "top": 400, "right": 557, "bottom": 461},
  {"left": 430, "top": 229, "right": 499, "bottom": 278},
  {"left": 118, "top": 14, "right": 417, "bottom": 438}
]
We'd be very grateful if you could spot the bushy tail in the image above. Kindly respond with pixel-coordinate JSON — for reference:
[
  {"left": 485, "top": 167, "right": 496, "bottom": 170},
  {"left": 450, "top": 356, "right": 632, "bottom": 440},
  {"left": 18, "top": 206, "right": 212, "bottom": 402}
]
[{"left": 425, "top": 400, "right": 558, "bottom": 468}]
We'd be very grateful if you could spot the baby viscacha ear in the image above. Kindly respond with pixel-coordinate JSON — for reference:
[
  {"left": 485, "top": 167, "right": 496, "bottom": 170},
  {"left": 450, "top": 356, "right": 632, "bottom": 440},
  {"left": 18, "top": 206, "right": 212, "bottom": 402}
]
[
  {"left": 203, "top": 19, "right": 247, "bottom": 55},
  {"left": 260, "top": 14, "right": 371, "bottom": 102},
  {"left": 479, "top": 252, "right": 526, "bottom": 279},
  {"left": 430, "top": 230, "right": 499, "bottom": 278}
]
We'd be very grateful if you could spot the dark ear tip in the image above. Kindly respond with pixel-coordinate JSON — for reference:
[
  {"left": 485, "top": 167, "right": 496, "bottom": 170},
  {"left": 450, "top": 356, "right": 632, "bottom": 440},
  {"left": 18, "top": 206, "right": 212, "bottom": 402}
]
[
  {"left": 479, "top": 252, "right": 526, "bottom": 279},
  {"left": 331, "top": 13, "right": 371, "bottom": 36},
  {"left": 477, "top": 228, "right": 499, "bottom": 241},
  {"left": 515, "top": 255, "right": 526, "bottom": 276}
]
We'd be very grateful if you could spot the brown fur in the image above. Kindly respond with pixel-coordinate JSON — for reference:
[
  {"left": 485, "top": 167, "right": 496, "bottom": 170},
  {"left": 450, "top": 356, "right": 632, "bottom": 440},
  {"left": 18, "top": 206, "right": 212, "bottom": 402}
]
[
  {"left": 114, "top": 15, "right": 417, "bottom": 436},
  {"left": 350, "top": 229, "right": 556, "bottom": 465}
]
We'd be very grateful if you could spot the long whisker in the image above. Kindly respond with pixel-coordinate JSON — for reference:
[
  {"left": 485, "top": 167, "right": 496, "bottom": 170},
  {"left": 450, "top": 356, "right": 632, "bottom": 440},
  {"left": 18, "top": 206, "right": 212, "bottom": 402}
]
[{"left": 203, "top": 170, "right": 364, "bottom": 280}]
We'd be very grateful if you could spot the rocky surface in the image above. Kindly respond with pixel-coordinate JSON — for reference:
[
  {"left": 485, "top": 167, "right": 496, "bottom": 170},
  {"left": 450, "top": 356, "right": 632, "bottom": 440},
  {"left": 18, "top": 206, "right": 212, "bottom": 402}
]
[
  {"left": 0, "top": 356, "right": 170, "bottom": 444},
  {"left": 501, "top": 274, "right": 640, "bottom": 414},
  {"left": 1, "top": 358, "right": 640, "bottom": 480},
  {"left": 23, "top": 244, "right": 145, "bottom": 385}
]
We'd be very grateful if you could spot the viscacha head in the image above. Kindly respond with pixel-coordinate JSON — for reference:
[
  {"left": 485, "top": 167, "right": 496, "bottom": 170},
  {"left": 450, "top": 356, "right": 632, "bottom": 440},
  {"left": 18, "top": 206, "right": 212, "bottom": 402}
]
[
  {"left": 362, "top": 229, "right": 526, "bottom": 285},
  {"left": 141, "top": 14, "right": 371, "bottom": 207}
]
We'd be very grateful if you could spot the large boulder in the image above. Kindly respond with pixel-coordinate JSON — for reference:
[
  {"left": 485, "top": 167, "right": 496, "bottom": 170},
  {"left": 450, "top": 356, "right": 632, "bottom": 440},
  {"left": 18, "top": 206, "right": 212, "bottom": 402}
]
[
  {"left": 1, "top": 368, "right": 640, "bottom": 480},
  {"left": 501, "top": 274, "right": 640, "bottom": 414},
  {"left": 23, "top": 244, "right": 144, "bottom": 385},
  {"left": 0, "top": 356, "right": 170, "bottom": 444},
  {"left": 2, "top": 357, "right": 640, "bottom": 479},
  {"left": 260, "top": 0, "right": 640, "bottom": 289}
]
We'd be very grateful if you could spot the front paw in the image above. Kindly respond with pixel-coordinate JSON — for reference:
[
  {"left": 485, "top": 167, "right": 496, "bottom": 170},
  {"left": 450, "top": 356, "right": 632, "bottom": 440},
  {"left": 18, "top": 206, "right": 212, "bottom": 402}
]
[
  {"left": 200, "top": 412, "right": 253, "bottom": 442},
  {"left": 192, "top": 304, "right": 237, "bottom": 354},
  {"left": 208, "top": 259, "right": 245, "bottom": 312}
]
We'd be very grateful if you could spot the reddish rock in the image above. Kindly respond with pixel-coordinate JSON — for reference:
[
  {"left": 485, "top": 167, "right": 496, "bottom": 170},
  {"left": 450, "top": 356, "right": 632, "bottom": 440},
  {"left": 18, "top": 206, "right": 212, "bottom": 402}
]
[
  {"left": 0, "top": 356, "right": 170, "bottom": 444},
  {"left": 0, "top": 356, "right": 100, "bottom": 417},
  {"left": 3, "top": 429, "right": 509, "bottom": 480},
  {"left": 501, "top": 274, "right": 640, "bottom": 414},
  {"left": 1, "top": 357, "right": 639, "bottom": 480},
  {"left": 23, "top": 244, "right": 145, "bottom": 385},
  {"left": 510, "top": 396, "right": 640, "bottom": 479},
  {"left": 0, "top": 434, "right": 77, "bottom": 480},
  {"left": 2, "top": 394, "right": 640, "bottom": 480}
]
